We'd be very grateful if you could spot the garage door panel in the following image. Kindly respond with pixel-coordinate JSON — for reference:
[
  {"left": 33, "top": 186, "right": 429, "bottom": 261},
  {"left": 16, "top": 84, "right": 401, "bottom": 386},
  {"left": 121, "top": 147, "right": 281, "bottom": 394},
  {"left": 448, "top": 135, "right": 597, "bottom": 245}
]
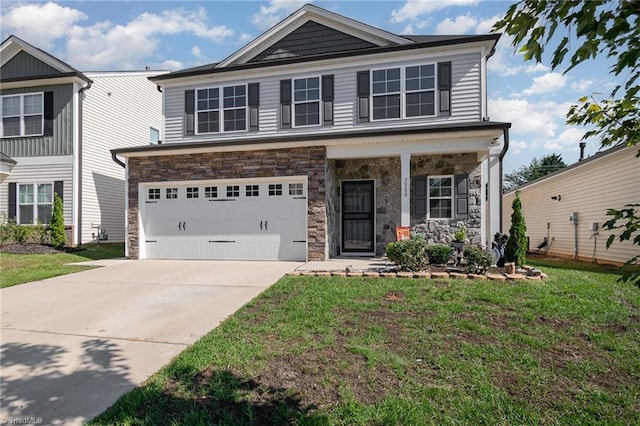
[{"left": 142, "top": 179, "right": 307, "bottom": 261}]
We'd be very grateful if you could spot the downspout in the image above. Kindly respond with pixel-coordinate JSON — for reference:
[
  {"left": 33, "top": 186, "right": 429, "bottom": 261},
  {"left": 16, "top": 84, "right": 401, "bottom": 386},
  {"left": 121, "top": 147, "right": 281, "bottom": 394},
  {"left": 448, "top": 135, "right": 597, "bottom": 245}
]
[
  {"left": 76, "top": 79, "right": 92, "bottom": 246},
  {"left": 498, "top": 127, "right": 510, "bottom": 232},
  {"left": 111, "top": 151, "right": 125, "bottom": 168}
]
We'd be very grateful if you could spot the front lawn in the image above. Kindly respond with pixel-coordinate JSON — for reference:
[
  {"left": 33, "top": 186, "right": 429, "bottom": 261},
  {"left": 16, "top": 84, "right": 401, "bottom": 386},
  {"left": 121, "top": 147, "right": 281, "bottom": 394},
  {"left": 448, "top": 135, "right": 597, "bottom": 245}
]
[
  {"left": 0, "top": 243, "right": 124, "bottom": 288},
  {"left": 92, "top": 265, "right": 640, "bottom": 425}
]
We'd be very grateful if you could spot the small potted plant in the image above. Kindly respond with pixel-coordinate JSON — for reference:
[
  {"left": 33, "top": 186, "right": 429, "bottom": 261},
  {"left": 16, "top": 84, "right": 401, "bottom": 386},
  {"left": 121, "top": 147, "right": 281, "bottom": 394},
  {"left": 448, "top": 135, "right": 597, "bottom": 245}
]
[{"left": 451, "top": 225, "right": 466, "bottom": 251}]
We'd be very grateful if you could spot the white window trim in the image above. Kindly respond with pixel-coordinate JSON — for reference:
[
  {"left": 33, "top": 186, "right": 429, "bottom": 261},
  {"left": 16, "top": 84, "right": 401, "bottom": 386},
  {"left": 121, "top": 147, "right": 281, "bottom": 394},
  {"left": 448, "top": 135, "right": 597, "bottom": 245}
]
[
  {"left": 1, "top": 92, "right": 44, "bottom": 138},
  {"left": 292, "top": 75, "right": 322, "bottom": 128},
  {"left": 195, "top": 84, "right": 248, "bottom": 135},
  {"left": 427, "top": 175, "right": 454, "bottom": 220},
  {"left": 370, "top": 64, "right": 437, "bottom": 122},
  {"left": 17, "top": 182, "right": 53, "bottom": 224}
]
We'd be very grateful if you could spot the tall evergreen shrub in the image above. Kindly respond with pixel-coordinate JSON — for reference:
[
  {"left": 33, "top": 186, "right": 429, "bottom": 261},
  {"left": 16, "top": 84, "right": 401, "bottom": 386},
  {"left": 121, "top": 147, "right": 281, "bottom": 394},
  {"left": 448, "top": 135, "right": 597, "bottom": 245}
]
[
  {"left": 505, "top": 191, "right": 527, "bottom": 267},
  {"left": 50, "top": 194, "right": 66, "bottom": 248}
]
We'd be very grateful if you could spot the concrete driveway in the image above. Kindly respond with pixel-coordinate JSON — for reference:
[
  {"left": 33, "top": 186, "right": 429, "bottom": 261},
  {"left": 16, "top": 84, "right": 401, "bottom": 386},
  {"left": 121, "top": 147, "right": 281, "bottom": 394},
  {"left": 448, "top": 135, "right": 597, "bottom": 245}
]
[{"left": 0, "top": 259, "right": 300, "bottom": 425}]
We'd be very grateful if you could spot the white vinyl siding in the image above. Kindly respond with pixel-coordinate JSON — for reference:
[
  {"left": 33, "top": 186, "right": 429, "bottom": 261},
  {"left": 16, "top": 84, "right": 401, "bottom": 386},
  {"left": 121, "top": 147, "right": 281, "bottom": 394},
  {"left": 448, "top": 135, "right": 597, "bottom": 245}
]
[
  {"left": 81, "top": 71, "right": 165, "bottom": 244},
  {"left": 0, "top": 160, "right": 73, "bottom": 225},
  {"left": 502, "top": 146, "right": 639, "bottom": 266},
  {"left": 163, "top": 51, "right": 482, "bottom": 143}
]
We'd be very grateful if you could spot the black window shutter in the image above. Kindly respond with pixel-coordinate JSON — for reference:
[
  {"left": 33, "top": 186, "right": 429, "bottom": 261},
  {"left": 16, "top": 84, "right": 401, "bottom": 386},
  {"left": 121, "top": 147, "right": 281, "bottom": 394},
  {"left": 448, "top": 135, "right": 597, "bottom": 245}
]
[
  {"left": 248, "top": 83, "right": 260, "bottom": 131},
  {"left": 184, "top": 90, "right": 195, "bottom": 135},
  {"left": 455, "top": 174, "right": 469, "bottom": 219},
  {"left": 280, "top": 79, "right": 291, "bottom": 129},
  {"left": 54, "top": 180, "right": 64, "bottom": 201},
  {"left": 322, "top": 74, "right": 334, "bottom": 125},
  {"left": 438, "top": 62, "right": 452, "bottom": 116},
  {"left": 357, "top": 71, "right": 370, "bottom": 122},
  {"left": 8, "top": 183, "right": 17, "bottom": 221},
  {"left": 413, "top": 176, "right": 427, "bottom": 219},
  {"left": 43, "top": 91, "right": 54, "bottom": 136}
]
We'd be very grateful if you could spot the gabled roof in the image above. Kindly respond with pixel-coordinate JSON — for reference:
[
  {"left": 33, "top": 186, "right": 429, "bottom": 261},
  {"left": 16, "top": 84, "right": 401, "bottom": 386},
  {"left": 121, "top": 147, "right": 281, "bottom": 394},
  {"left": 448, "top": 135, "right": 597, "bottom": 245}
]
[
  {"left": 218, "top": 4, "right": 411, "bottom": 68},
  {"left": 0, "top": 35, "right": 91, "bottom": 85}
]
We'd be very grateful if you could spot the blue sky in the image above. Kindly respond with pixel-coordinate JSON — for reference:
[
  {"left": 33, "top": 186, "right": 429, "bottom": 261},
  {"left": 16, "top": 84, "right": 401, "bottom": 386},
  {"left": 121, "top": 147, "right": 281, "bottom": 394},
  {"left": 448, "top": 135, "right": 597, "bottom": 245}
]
[{"left": 1, "top": 0, "right": 619, "bottom": 172}]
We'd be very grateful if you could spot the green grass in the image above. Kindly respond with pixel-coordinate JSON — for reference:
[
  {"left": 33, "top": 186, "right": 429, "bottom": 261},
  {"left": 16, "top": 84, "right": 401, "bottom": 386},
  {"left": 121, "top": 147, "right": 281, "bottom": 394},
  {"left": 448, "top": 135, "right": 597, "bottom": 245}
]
[
  {"left": 0, "top": 243, "right": 124, "bottom": 288},
  {"left": 92, "top": 263, "right": 640, "bottom": 425}
]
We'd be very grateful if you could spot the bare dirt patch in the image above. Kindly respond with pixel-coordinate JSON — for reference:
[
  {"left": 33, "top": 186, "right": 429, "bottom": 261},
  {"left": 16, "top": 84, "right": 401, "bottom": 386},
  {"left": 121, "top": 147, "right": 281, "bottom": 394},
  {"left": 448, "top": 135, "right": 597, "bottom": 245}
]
[{"left": 1, "top": 243, "right": 62, "bottom": 254}]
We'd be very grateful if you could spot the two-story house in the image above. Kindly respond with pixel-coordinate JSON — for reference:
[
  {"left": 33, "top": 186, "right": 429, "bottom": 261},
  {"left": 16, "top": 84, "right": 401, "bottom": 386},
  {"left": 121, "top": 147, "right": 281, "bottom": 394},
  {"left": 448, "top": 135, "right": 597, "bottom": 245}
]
[
  {"left": 112, "top": 4, "right": 511, "bottom": 261},
  {"left": 0, "top": 35, "right": 165, "bottom": 245}
]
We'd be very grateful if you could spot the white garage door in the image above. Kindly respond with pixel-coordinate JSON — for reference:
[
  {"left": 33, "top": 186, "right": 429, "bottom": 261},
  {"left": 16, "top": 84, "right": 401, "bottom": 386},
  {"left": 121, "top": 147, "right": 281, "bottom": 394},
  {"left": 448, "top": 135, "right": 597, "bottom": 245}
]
[{"left": 140, "top": 177, "right": 307, "bottom": 261}]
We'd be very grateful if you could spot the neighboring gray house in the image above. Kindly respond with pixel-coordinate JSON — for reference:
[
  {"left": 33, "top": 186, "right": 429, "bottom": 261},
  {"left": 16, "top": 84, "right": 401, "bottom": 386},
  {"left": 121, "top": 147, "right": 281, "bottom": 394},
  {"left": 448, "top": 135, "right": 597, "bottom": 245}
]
[
  {"left": 503, "top": 145, "right": 639, "bottom": 266},
  {"left": 0, "top": 35, "right": 165, "bottom": 245},
  {"left": 112, "top": 4, "right": 511, "bottom": 261}
]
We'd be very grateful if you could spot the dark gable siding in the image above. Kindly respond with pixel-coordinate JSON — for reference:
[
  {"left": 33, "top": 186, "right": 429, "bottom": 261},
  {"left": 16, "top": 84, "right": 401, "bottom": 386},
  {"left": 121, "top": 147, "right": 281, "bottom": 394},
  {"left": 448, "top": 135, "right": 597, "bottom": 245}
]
[
  {"left": 250, "top": 21, "right": 378, "bottom": 62},
  {"left": 0, "top": 84, "right": 74, "bottom": 157},
  {"left": 0, "top": 51, "right": 63, "bottom": 80}
]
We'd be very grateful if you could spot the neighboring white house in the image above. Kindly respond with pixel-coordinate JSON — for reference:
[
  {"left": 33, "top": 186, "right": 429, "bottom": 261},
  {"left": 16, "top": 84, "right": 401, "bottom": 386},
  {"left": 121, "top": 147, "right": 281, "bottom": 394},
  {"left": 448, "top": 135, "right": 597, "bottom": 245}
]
[
  {"left": 503, "top": 145, "right": 639, "bottom": 266},
  {"left": 112, "top": 4, "right": 511, "bottom": 261},
  {"left": 0, "top": 35, "right": 166, "bottom": 245}
]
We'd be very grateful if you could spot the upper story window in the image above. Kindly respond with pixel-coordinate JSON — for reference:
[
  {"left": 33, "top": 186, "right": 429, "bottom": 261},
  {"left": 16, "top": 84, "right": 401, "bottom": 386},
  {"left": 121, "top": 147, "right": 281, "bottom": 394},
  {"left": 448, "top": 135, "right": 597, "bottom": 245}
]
[
  {"left": 372, "top": 68, "right": 401, "bottom": 120},
  {"left": 2, "top": 92, "right": 44, "bottom": 137},
  {"left": 150, "top": 127, "right": 160, "bottom": 144},
  {"left": 406, "top": 64, "right": 435, "bottom": 117},
  {"left": 196, "top": 85, "right": 247, "bottom": 134},
  {"left": 371, "top": 65, "right": 435, "bottom": 121},
  {"left": 293, "top": 77, "right": 320, "bottom": 127},
  {"left": 359, "top": 63, "right": 445, "bottom": 123}
]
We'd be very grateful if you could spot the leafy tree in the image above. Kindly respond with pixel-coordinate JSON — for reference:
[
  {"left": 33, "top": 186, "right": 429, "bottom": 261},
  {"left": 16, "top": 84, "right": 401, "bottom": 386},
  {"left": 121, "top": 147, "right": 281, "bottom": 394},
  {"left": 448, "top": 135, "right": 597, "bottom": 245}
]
[
  {"left": 505, "top": 191, "right": 527, "bottom": 268},
  {"left": 504, "top": 153, "right": 567, "bottom": 191},
  {"left": 494, "top": 0, "right": 639, "bottom": 286},
  {"left": 50, "top": 193, "right": 66, "bottom": 248}
]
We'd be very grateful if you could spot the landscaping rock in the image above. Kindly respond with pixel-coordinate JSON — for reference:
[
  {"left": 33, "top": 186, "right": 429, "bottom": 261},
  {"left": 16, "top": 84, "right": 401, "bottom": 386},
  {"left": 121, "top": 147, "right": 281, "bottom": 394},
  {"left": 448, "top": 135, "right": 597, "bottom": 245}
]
[
  {"left": 468, "top": 274, "right": 487, "bottom": 280},
  {"left": 380, "top": 272, "right": 397, "bottom": 278},
  {"left": 505, "top": 273, "right": 527, "bottom": 280},
  {"left": 397, "top": 272, "right": 414, "bottom": 278},
  {"left": 364, "top": 272, "right": 380, "bottom": 278},
  {"left": 414, "top": 272, "right": 431, "bottom": 279},
  {"left": 286, "top": 271, "right": 302, "bottom": 276},
  {"left": 347, "top": 272, "right": 363, "bottom": 277},
  {"left": 449, "top": 272, "right": 468, "bottom": 280},
  {"left": 430, "top": 272, "right": 449, "bottom": 279},
  {"left": 331, "top": 271, "right": 347, "bottom": 277},
  {"left": 505, "top": 262, "right": 516, "bottom": 274},
  {"left": 487, "top": 273, "right": 507, "bottom": 281}
]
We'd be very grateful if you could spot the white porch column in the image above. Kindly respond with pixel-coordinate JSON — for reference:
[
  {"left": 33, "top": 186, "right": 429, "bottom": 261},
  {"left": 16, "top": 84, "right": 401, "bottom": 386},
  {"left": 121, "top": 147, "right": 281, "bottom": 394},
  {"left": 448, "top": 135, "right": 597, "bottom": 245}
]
[
  {"left": 401, "top": 152, "right": 411, "bottom": 226},
  {"left": 488, "top": 146, "right": 501, "bottom": 240}
]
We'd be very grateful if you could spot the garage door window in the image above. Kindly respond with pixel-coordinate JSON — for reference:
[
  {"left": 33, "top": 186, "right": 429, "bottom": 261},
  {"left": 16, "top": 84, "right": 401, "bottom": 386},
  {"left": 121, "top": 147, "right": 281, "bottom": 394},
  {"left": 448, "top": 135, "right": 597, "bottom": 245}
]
[
  {"left": 166, "top": 188, "right": 178, "bottom": 199},
  {"left": 269, "top": 184, "right": 282, "bottom": 196},
  {"left": 148, "top": 188, "right": 160, "bottom": 200},
  {"left": 289, "top": 183, "right": 304, "bottom": 196},
  {"left": 186, "top": 187, "right": 199, "bottom": 199},
  {"left": 246, "top": 185, "right": 259, "bottom": 197},
  {"left": 227, "top": 185, "right": 239, "bottom": 197},
  {"left": 205, "top": 186, "right": 217, "bottom": 198}
]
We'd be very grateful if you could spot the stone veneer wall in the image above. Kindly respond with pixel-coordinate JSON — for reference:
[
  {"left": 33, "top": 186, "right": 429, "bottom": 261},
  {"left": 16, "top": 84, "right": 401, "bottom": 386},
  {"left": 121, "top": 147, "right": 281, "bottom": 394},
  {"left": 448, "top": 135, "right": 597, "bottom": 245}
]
[
  {"left": 411, "top": 153, "right": 483, "bottom": 245},
  {"left": 327, "top": 153, "right": 483, "bottom": 257},
  {"left": 126, "top": 146, "right": 327, "bottom": 260},
  {"left": 327, "top": 157, "right": 402, "bottom": 256}
]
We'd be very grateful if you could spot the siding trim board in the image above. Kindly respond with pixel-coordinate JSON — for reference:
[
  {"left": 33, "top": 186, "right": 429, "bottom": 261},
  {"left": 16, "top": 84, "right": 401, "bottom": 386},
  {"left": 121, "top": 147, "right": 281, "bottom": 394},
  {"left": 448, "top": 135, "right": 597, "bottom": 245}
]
[{"left": 114, "top": 121, "right": 510, "bottom": 156}]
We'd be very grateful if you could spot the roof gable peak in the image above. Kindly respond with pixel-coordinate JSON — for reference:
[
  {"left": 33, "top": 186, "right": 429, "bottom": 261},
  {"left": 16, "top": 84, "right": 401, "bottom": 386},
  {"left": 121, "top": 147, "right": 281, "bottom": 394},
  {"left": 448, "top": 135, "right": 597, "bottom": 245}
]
[{"left": 217, "top": 3, "right": 411, "bottom": 68}]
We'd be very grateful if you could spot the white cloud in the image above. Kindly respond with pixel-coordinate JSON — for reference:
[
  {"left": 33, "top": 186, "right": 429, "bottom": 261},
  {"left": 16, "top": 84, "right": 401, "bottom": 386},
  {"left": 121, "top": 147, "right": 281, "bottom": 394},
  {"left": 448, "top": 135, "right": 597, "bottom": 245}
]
[
  {"left": 435, "top": 15, "right": 478, "bottom": 35},
  {"left": 154, "top": 59, "right": 183, "bottom": 71},
  {"left": 490, "top": 97, "right": 559, "bottom": 138},
  {"left": 524, "top": 63, "right": 551, "bottom": 74},
  {"left": 522, "top": 72, "right": 567, "bottom": 96},
  {"left": 544, "top": 127, "right": 585, "bottom": 151},
  {"left": 192, "top": 45, "right": 206, "bottom": 61},
  {"left": 570, "top": 79, "right": 595, "bottom": 92},
  {"left": 391, "top": 0, "right": 478, "bottom": 24},
  {"left": 238, "top": 33, "right": 254, "bottom": 45},
  {"left": 475, "top": 14, "right": 500, "bottom": 34},
  {"left": 251, "top": 0, "right": 309, "bottom": 31},
  {"left": 508, "top": 139, "right": 530, "bottom": 155},
  {"left": 1, "top": 2, "right": 87, "bottom": 49}
]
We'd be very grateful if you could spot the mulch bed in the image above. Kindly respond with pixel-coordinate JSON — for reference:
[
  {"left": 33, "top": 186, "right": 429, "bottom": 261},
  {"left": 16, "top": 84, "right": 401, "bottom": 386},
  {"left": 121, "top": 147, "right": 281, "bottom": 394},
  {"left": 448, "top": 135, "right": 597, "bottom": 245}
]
[{"left": 0, "top": 243, "right": 63, "bottom": 254}]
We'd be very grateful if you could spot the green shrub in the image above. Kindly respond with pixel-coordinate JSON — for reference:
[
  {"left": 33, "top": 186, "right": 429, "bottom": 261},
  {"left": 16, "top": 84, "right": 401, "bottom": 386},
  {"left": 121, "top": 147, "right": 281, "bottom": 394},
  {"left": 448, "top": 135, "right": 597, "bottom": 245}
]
[
  {"left": 463, "top": 246, "right": 493, "bottom": 274},
  {"left": 386, "top": 234, "right": 428, "bottom": 271},
  {"left": 426, "top": 244, "right": 452, "bottom": 265},
  {"left": 0, "top": 218, "right": 11, "bottom": 246},
  {"left": 11, "top": 223, "right": 33, "bottom": 245},
  {"left": 50, "top": 193, "right": 66, "bottom": 248},
  {"left": 505, "top": 191, "right": 527, "bottom": 267},
  {"left": 32, "top": 220, "right": 48, "bottom": 244}
]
